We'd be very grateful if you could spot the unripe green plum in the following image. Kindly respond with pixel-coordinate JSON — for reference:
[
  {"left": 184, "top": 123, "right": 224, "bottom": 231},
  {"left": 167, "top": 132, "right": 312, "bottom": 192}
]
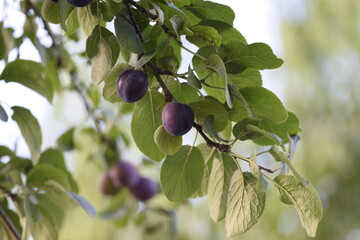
[
  {"left": 116, "top": 69, "right": 149, "bottom": 103},
  {"left": 162, "top": 102, "right": 194, "bottom": 136},
  {"left": 131, "top": 177, "right": 158, "bottom": 201}
]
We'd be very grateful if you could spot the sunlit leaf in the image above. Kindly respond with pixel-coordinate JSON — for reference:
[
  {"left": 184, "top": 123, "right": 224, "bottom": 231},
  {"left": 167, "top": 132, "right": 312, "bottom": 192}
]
[
  {"left": 274, "top": 175, "right": 323, "bottom": 237},
  {"left": 12, "top": 107, "right": 42, "bottom": 165},
  {"left": 160, "top": 145, "right": 204, "bottom": 202}
]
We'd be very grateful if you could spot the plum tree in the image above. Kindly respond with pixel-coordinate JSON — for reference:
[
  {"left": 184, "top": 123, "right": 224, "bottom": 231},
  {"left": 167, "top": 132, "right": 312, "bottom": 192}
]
[
  {"left": 99, "top": 172, "right": 119, "bottom": 196},
  {"left": 131, "top": 177, "right": 158, "bottom": 202},
  {"left": 108, "top": 161, "right": 140, "bottom": 188},
  {"left": 0, "top": 0, "right": 324, "bottom": 238},
  {"left": 161, "top": 102, "right": 194, "bottom": 136},
  {"left": 66, "top": 0, "right": 92, "bottom": 7},
  {"left": 116, "top": 69, "right": 148, "bottom": 103}
]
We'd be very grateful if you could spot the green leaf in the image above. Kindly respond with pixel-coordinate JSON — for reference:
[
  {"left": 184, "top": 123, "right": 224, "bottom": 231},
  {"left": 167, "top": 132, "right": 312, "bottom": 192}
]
[
  {"left": 221, "top": 41, "right": 284, "bottom": 71},
  {"left": 0, "top": 104, "right": 8, "bottom": 122},
  {"left": 160, "top": 145, "right": 204, "bottom": 202},
  {"left": 103, "top": 63, "right": 132, "bottom": 103},
  {"left": 270, "top": 146, "right": 307, "bottom": 186},
  {"left": 253, "top": 112, "right": 302, "bottom": 145},
  {"left": 187, "top": 66, "right": 202, "bottom": 89},
  {"left": 206, "top": 54, "right": 226, "bottom": 81},
  {"left": 232, "top": 118, "right": 262, "bottom": 141},
  {"left": 114, "top": 13, "right": 142, "bottom": 54},
  {"left": 187, "top": 25, "right": 221, "bottom": 48},
  {"left": 135, "top": 49, "right": 157, "bottom": 69},
  {"left": 11, "top": 107, "right": 42, "bottom": 165},
  {"left": 192, "top": 46, "right": 225, "bottom": 102},
  {"left": 26, "top": 164, "right": 71, "bottom": 191},
  {"left": 1, "top": 60, "right": 53, "bottom": 102},
  {"left": 154, "top": 125, "right": 182, "bottom": 155},
  {"left": 189, "top": 99, "right": 229, "bottom": 131},
  {"left": 229, "top": 87, "right": 288, "bottom": 124},
  {"left": 198, "top": 20, "right": 247, "bottom": 45},
  {"left": 65, "top": 9, "right": 79, "bottom": 35},
  {"left": 77, "top": 4, "right": 98, "bottom": 36},
  {"left": 24, "top": 194, "right": 42, "bottom": 222},
  {"left": 226, "top": 171, "right": 266, "bottom": 237},
  {"left": 183, "top": 1, "right": 235, "bottom": 25},
  {"left": 39, "top": 148, "right": 67, "bottom": 171},
  {"left": 41, "top": 0, "right": 60, "bottom": 24},
  {"left": 56, "top": 128, "right": 75, "bottom": 151},
  {"left": 39, "top": 148, "right": 78, "bottom": 192},
  {"left": 131, "top": 90, "right": 166, "bottom": 161},
  {"left": 229, "top": 68, "right": 262, "bottom": 89},
  {"left": 167, "top": 81, "right": 199, "bottom": 104},
  {"left": 245, "top": 124, "right": 283, "bottom": 146},
  {"left": 28, "top": 206, "right": 58, "bottom": 240},
  {"left": 206, "top": 54, "right": 233, "bottom": 107},
  {"left": 202, "top": 115, "right": 225, "bottom": 142},
  {"left": 0, "top": 24, "right": 15, "bottom": 61},
  {"left": 192, "top": 144, "right": 216, "bottom": 198},
  {"left": 67, "top": 192, "right": 96, "bottom": 218},
  {"left": 87, "top": 25, "right": 120, "bottom": 85},
  {"left": 58, "top": 0, "right": 75, "bottom": 32},
  {"left": 274, "top": 175, "right": 323, "bottom": 237},
  {"left": 170, "top": 15, "right": 185, "bottom": 37},
  {"left": 208, "top": 153, "right": 238, "bottom": 222}
]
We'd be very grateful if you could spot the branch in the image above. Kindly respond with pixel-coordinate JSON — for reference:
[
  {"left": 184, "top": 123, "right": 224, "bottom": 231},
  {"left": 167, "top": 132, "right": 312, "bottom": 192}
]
[
  {"left": 123, "top": 0, "right": 144, "bottom": 43},
  {"left": 0, "top": 206, "right": 21, "bottom": 240},
  {"left": 193, "top": 123, "right": 231, "bottom": 153},
  {"left": 25, "top": 0, "right": 59, "bottom": 48},
  {"left": 146, "top": 62, "right": 174, "bottom": 102},
  {"left": 125, "top": 0, "right": 158, "bottom": 20},
  {"left": 0, "top": 185, "right": 17, "bottom": 201},
  {"left": 70, "top": 72, "right": 117, "bottom": 158}
]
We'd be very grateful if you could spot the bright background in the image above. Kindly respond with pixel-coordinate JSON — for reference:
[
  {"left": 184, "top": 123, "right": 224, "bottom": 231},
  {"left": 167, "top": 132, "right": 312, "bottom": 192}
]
[{"left": 1, "top": 0, "right": 360, "bottom": 239}]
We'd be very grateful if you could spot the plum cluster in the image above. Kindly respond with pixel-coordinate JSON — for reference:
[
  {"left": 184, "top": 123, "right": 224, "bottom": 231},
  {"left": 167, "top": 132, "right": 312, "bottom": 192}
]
[
  {"left": 117, "top": 69, "right": 149, "bottom": 103},
  {"left": 99, "top": 161, "right": 157, "bottom": 202}
]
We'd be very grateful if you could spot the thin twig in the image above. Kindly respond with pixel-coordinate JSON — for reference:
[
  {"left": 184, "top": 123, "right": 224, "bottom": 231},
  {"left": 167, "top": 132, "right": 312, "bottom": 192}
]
[
  {"left": 70, "top": 72, "right": 117, "bottom": 159},
  {"left": 123, "top": 0, "right": 144, "bottom": 42},
  {"left": 230, "top": 152, "right": 276, "bottom": 174},
  {"left": 0, "top": 205, "right": 21, "bottom": 240}
]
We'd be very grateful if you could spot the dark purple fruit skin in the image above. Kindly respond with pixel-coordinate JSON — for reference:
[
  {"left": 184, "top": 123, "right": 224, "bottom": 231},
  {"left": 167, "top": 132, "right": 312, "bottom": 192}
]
[
  {"left": 162, "top": 102, "right": 194, "bottom": 136},
  {"left": 66, "top": 0, "right": 92, "bottom": 7},
  {"left": 131, "top": 177, "right": 157, "bottom": 201},
  {"left": 109, "top": 161, "right": 140, "bottom": 188},
  {"left": 99, "top": 173, "right": 120, "bottom": 196},
  {"left": 116, "top": 69, "right": 148, "bottom": 103},
  {"left": 50, "top": 0, "right": 59, "bottom": 3}
]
